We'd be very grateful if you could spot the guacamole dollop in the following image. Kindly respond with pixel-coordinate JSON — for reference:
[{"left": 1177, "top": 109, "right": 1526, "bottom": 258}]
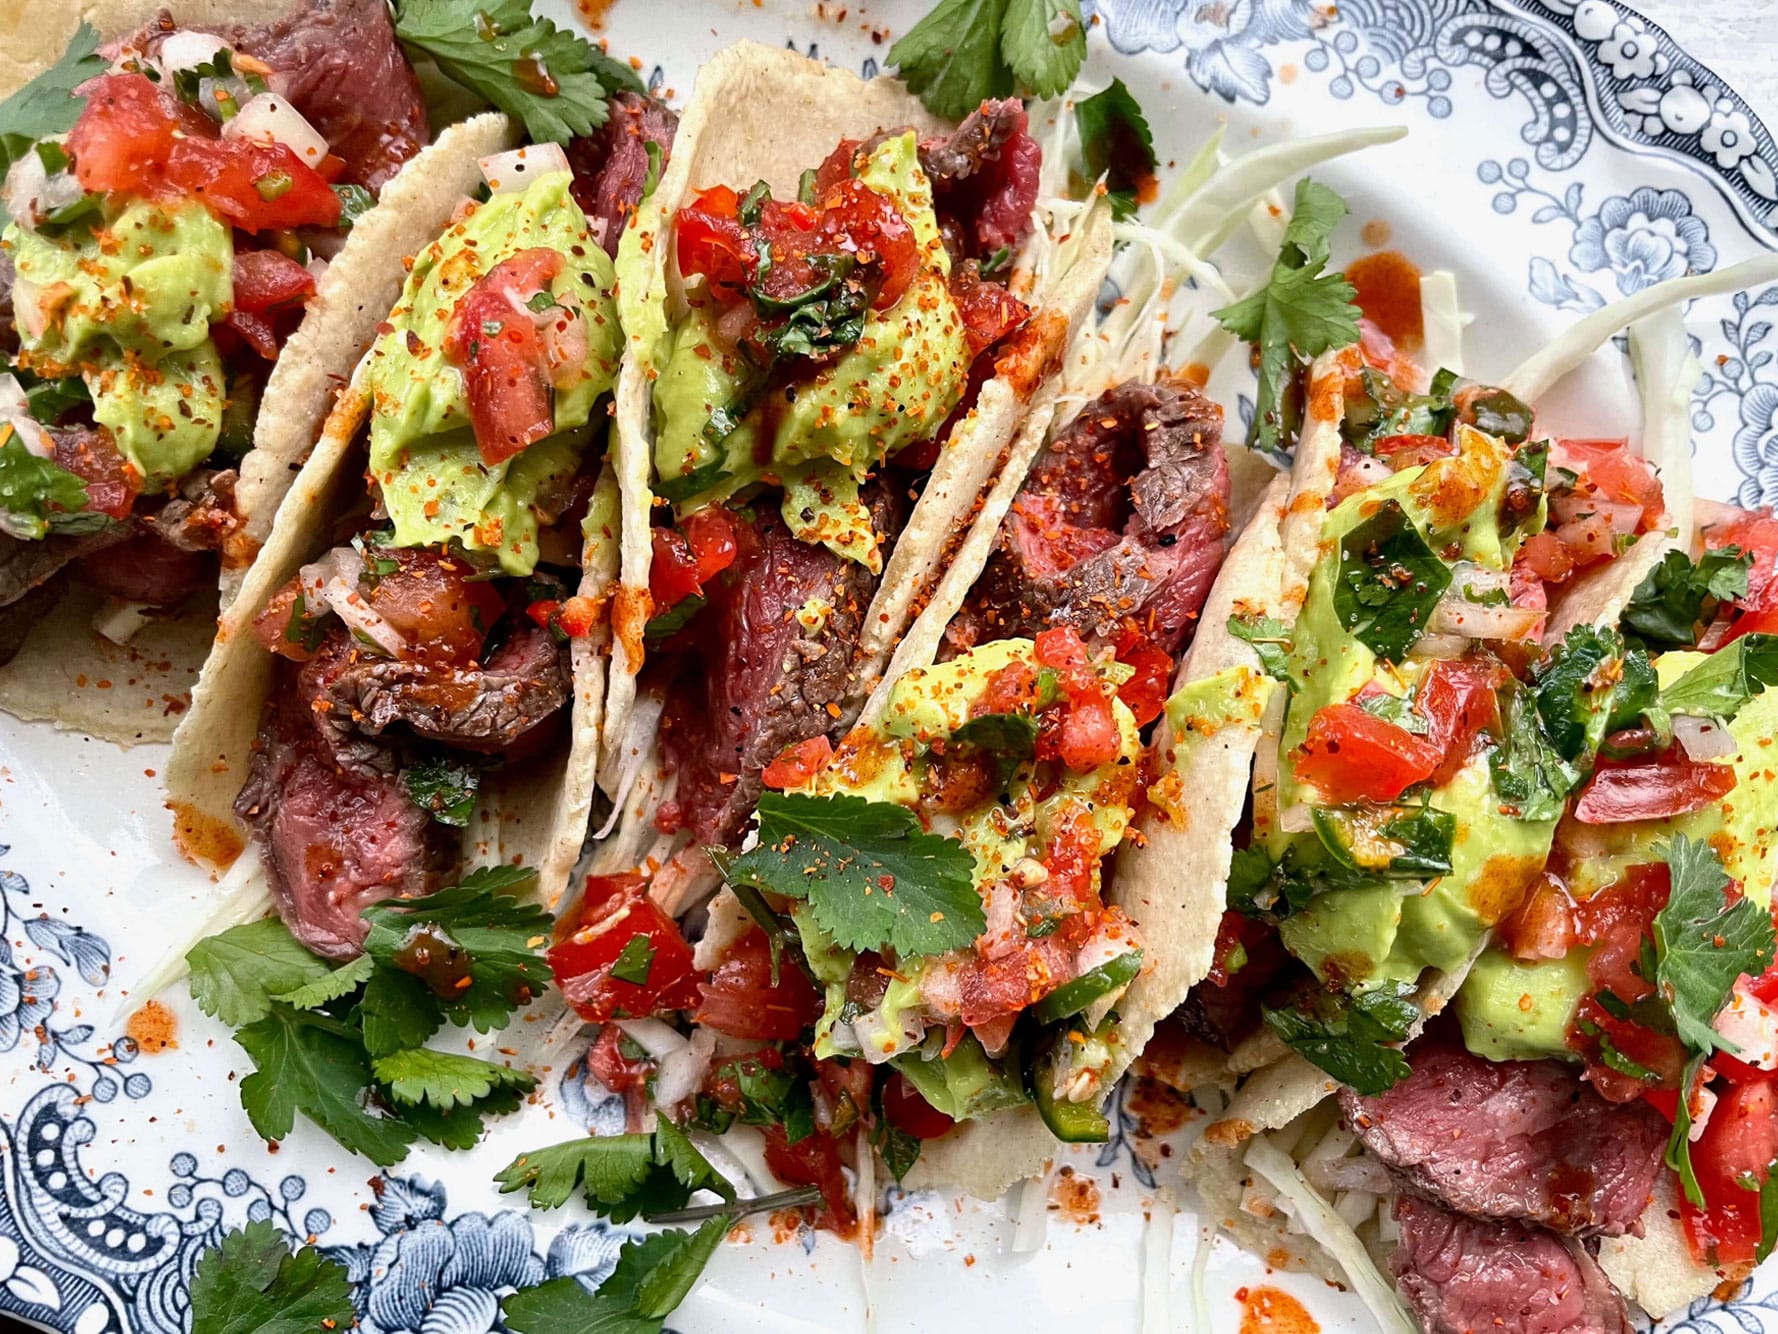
[{"left": 362, "top": 171, "right": 622, "bottom": 576}]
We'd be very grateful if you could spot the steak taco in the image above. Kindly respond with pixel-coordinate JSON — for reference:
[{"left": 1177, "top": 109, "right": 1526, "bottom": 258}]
[
  {"left": 163, "top": 71, "right": 681, "bottom": 958},
  {"left": 1140, "top": 202, "right": 1778, "bottom": 1326}
]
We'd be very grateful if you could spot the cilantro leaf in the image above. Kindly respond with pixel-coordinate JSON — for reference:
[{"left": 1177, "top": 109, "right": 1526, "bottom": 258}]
[
  {"left": 1488, "top": 679, "right": 1581, "bottom": 822},
  {"left": 188, "top": 1221, "right": 355, "bottom": 1334},
  {"left": 609, "top": 934, "right": 656, "bottom": 986},
  {"left": 1214, "top": 178, "right": 1361, "bottom": 454},
  {"left": 403, "top": 755, "right": 481, "bottom": 827},
  {"left": 1667, "top": 1052, "right": 1709, "bottom": 1209},
  {"left": 1226, "top": 843, "right": 1318, "bottom": 920},
  {"left": 720, "top": 792, "right": 984, "bottom": 957},
  {"left": 357, "top": 965, "right": 443, "bottom": 1057},
  {"left": 705, "top": 1054, "right": 816, "bottom": 1143},
  {"left": 372, "top": 1047, "right": 537, "bottom": 1110},
  {"left": 502, "top": 1214, "right": 732, "bottom": 1334},
  {"left": 1341, "top": 366, "right": 1458, "bottom": 453},
  {"left": 235, "top": 1004, "right": 415, "bottom": 1165},
  {"left": 1660, "top": 633, "right": 1778, "bottom": 721},
  {"left": 1331, "top": 499, "right": 1451, "bottom": 662},
  {"left": 1532, "top": 625, "right": 1655, "bottom": 762},
  {"left": 888, "top": 0, "right": 1013, "bottom": 122},
  {"left": 1073, "top": 77, "right": 1154, "bottom": 220},
  {"left": 402, "top": 1084, "right": 529, "bottom": 1151},
  {"left": 0, "top": 23, "right": 103, "bottom": 179},
  {"left": 0, "top": 428, "right": 95, "bottom": 541},
  {"left": 188, "top": 918, "right": 332, "bottom": 1028},
  {"left": 1760, "top": 1171, "right": 1778, "bottom": 1264},
  {"left": 393, "top": 0, "right": 619, "bottom": 143},
  {"left": 950, "top": 710, "right": 1038, "bottom": 783},
  {"left": 874, "top": 1117, "right": 922, "bottom": 1184},
  {"left": 271, "top": 953, "right": 374, "bottom": 1010},
  {"left": 1263, "top": 980, "right": 1417, "bottom": 1095},
  {"left": 360, "top": 867, "right": 551, "bottom": 1034},
  {"left": 1652, "top": 835, "right": 1776, "bottom": 1055},
  {"left": 495, "top": 1120, "right": 734, "bottom": 1223},
  {"left": 1622, "top": 547, "right": 1752, "bottom": 650},
  {"left": 1312, "top": 805, "right": 1455, "bottom": 879},
  {"left": 16, "top": 368, "right": 90, "bottom": 425},
  {"left": 1003, "top": 0, "right": 1086, "bottom": 99},
  {"left": 1228, "top": 614, "right": 1295, "bottom": 685}
]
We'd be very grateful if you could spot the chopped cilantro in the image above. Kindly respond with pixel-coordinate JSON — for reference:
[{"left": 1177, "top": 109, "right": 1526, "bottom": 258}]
[
  {"left": 1331, "top": 499, "right": 1451, "bottom": 662},
  {"left": 609, "top": 933, "right": 656, "bottom": 986},
  {"left": 1213, "top": 178, "right": 1362, "bottom": 454},
  {"left": 0, "top": 23, "right": 102, "bottom": 179},
  {"left": 1659, "top": 632, "right": 1778, "bottom": 721},
  {"left": 1356, "top": 690, "right": 1429, "bottom": 735},
  {"left": 393, "top": 0, "right": 641, "bottom": 143},
  {"left": 403, "top": 755, "right": 481, "bottom": 827},
  {"left": 16, "top": 369, "right": 90, "bottom": 425},
  {"left": 1622, "top": 546, "right": 1752, "bottom": 650},
  {"left": 950, "top": 710, "right": 1039, "bottom": 782},
  {"left": 1262, "top": 980, "right": 1417, "bottom": 1096},
  {"left": 1488, "top": 679, "right": 1581, "bottom": 821},
  {"left": 372, "top": 1047, "right": 537, "bottom": 1111},
  {"left": 1074, "top": 77, "right": 1155, "bottom": 219},
  {"left": 333, "top": 182, "right": 376, "bottom": 228},
  {"left": 1531, "top": 625, "right": 1657, "bottom": 762},
  {"left": 495, "top": 1119, "right": 734, "bottom": 1222},
  {"left": 716, "top": 792, "right": 984, "bottom": 957},
  {"left": 1228, "top": 614, "right": 1295, "bottom": 686},
  {"left": 1652, "top": 835, "right": 1776, "bottom": 1056},
  {"left": 189, "top": 1221, "right": 355, "bottom": 1334},
  {"left": 0, "top": 428, "right": 97, "bottom": 541},
  {"left": 874, "top": 1115, "right": 922, "bottom": 1184}
]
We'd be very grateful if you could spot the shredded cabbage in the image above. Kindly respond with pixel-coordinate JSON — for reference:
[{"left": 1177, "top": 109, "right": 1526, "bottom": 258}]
[
  {"left": 1418, "top": 270, "right": 1467, "bottom": 377},
  {"left": 1140, "top": 1196, "right": 1176, "bottom": 1334},
  {"left": 1628, "top": 303, "right": 1702, "bottom": 542},
  {"left": 1244, "top": 1135, "right": 1418, "bottom": 1334},
  {"left": 112, "top": 851, "right": 273, "bottom": 1025},
  {"left": 1501, "top": 254, "right": 1778, "bottom": 403}
]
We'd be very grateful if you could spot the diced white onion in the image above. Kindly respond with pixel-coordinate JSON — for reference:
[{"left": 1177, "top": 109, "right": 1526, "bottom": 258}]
[
  {"left": 652, "top": 1024, "right": 714, "bottom": 1108},
  {"left": 478, "top": 143, "right": 571, "bottom": 195},
  {"left": 980, "top": 877, "right": 1020, "bottom": 960},
  {"left": 1673, "top": 714, "right": 1737, "bottom": 762},
  {"left": 851, "top": 1004, "right": 925, "bottom": 1064},
  {"left": 1277, "top": 803, "right": 1313, "bottom": 835},
  {"left": 2, "top": 148, "right": 82, "bottom": 230},
  {"left": 225, "top": 93, "right": 330, "bottom": 169},
  {"left": 93, "top": 599, "right": 156, "bottom": 646},
  {"left": 1713, "top": 980, "right": 1778, "bottom": 1070},
  {"left": 8, "top": 277, "right": 44, "bottom": 342},
  {"left": 612, "top": 1016, "right": 688, "bottom": 1061},
  {"left": 1407, "top": 632, "right": 1471, "bottom": 660},
  {"left": 537, "top": 301, "right": 589, "bottom": 389},
  {"left": 0, "top": 375, "right": 52, "bottom": 459},
  {"left": 1249, "top": 685, "right": 1288, "bottom": 841},
  {"left": 155, "top": 31, "right": 231, "bottom": 77},
  {"left": 297, "top": 547, "right": 407, "bottom": 657},
  {"left": 1344, "top": 451, "right": 1392, "bottom": 491},
  {"left": 1688, "top": 1086, "right": 1719, "bottom": 1143},
  {"left": 1334, "top": 1189, "right": 1378, "bottom": 1230},
  {"left": 1427, "top": 596, "right": 1544, "bottom": 642},
  {"left": 690, "top": 888, "right": 752, "bottom": 972}
]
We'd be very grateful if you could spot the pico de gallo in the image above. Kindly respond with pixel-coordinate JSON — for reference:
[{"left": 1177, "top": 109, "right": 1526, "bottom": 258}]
[{"left": 0, "top": 7, "right": 427, "bottom": 616}]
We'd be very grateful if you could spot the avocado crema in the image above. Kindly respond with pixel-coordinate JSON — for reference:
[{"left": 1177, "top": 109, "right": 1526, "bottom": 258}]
[
  {"left": 1456, "top": 649, "right": 1778, "bottom": 1062},
  {"left": 362, "top": 171, "right": 621, "bottom": 576},
  {"left": 790, "top": 639, "right": 1144, "bottom": 1123},
  {"left": 6, "top": 199, "right": 232, "bottom": 484},
  {"left": 651, "top": 133, "right": 969, "bottom": 564}
]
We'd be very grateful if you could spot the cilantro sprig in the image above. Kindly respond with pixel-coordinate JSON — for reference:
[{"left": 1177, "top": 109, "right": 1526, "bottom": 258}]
[
  {"left": 502, "top": 1215, "right": 732, "bottom": 1334},
  {"left": 189, "top": 1222, "right": 355, "bottom": 1334},
  {"left": 187, "top": 867, "right": 549, "bottom": 1165},
  {"left": 0, "top": 23, "right": 102, "bottom": 179},
  {"left": 889, "top": 0, "right": 1085, "bottom": 121},
  {"left": 1074, "top": 78, "right": 1156, "bottom": 220},
  {"left": 714, "top": 792, "right": 984, "bottom": 957},
  {"left": 1214, "top": 178, "right": 1362, "bottom": 454},
  {"left": 1652, "top": 835, "right": 1776, "bottom": 1057},
  {"left": 496, "top": 1120, "right": 736, "bottom": 1222},
  {"left": 1262, "top": 980, "right": 1418, "bottom": 1095},
  {"left": 1622, "top": 546, "right": 1752, "bottom": 650},
  {"left": 392, "top": 0, "right": 645, "bottom": 143}
]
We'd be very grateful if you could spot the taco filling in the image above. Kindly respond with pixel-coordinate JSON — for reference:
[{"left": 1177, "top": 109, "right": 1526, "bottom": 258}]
[{"left": 0, "top": 0, "right": 431, "bottom": 656}]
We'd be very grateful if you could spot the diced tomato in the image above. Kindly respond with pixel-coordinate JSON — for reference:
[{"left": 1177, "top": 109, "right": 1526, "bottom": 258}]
[
  {"left": 1416, "top": 659, "right": 1502, "bottom": 788},
  {"left": 695, "top": 927, "right": 822, "bottom": 1041},
  {"left": 586, "top": 1023, "right": 653, "bottom": 1094},
  {"left": 684, "top": 507, "right": 740, "bottom": 581},
  {"left": 881, "top": 1070, "right": 954, "bottom": 1139},
  {"left": 815, "top": 139, "right": 860, "bottom": 193},
  {"left": 949, "top": 263, "right": 1030, "bottom": 358},
  {"left": 165, "top": 137, "right": 341, "bottom": 232},
  {"left": 816, "top": 177, "right": 919, "bottom": 310},
  {"left": 442, "top": 247, "right": 565, "bottom": 466},
  {"left": 762, "top": 1123, "right": 857, "bottom": 1235},
  {"left": 548, "top": 872, "right": 702, "bottom": 1023},
  {"left": 649, "top": 508, "right": 741, "bottom": 610},
  {"left": 762, "top": 735, "right": 834, "bottom": 791},
  {"left": 1573, "top": 752, "right": 1737, "bottom": 824},
  {"left": 1498, "top": 874, "right": 1575, "bottom": 962},
  {"left": 51, "top": 426, "right": 139, "bottom": 521},
  {"left": 1372, "top": 433, "right": 1454, "bottom": 469},
  {"left": 361, "top": 546, "right": 504, "bottom": 663},
  {"left": 675, "top": 185, "right": 751, "bottom": 291},
  {"left": 251, "top": 578, "right": 321, "bottom": 661},
  {"left": 1206, "top": 909, "right": 1280, "bottom": 988},
  {"left": 1042, "top": 804, "right": 1104, "bottom": 905},
  {"left": 1517, "top": 530, "right": 1575, "bottom": 584},
  {"left": 1034, "top": 627, "right": 1121, "bottom": 771},
  {"left": 1706, "top": 509, "right": 1778, "bottom": 637},
  {"left": 1292, "top": 702, "right": 1443, "bottom": 804},
  {"left": 1682, "top": 1076, "right": 1778, "bottom": 1265},
  {"left": 525, "top": 596, "right": 601, "bottom": 640},
  {"left": 958, "top": 951, "right": 1037, "bottom": 1028},
  {"left": 224, "top": 249, "right": 318, "bottom": 359},
  {"left": 1114, "top": 644, "right": 1173, "bottom": 728},
  {"left": 977, "top": 656, "right": 1041, "bottom": 718},
  {"left": 67, "top": 74, "right": 184, "bottom": 198},
  {"left": 1564, "top": 438, "right": 1664, "bottom": 526}
]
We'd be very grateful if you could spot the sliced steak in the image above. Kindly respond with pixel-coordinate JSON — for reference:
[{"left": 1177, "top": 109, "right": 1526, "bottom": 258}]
[
  {"left": 916, "top": 99, "right": 1041, "bottom": 258},
  {"left": 78, "top": 532, "right": 210, "bottom": 607},
  {"left": 150, "top": 469, "right": 239, "bottom": 553},
  {"left": 137, "top": 0, "right": 429, "bottom": 190},
  {"left": 1391, "top": 1196, "right": 1632, "bottom": 1334},
  {"left": 1339, "top": 1043, "right": 1667, "bottom": 1237},
  {"left": 0, "top": 523, "right": 129, "bottom": 608},
  {"left": 236, "top": 662, "right": 448, "bottom": 958},
  {"left": 567, "top": 92, "right": 679, "bottom": 257},
  {"left": 312, "top": 623, "right": 570, "bottom": 754},
  {"left": 663, "top": 488, "right": 901, "bottom": 849},
  {"left": 955, "top": 380, "right": 1230, "bottom": 657}
]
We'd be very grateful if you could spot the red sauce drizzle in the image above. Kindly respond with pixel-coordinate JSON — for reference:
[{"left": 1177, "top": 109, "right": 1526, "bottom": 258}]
[{"left": 1346, "top": 249, "right": 1425, "bottom": 390}]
